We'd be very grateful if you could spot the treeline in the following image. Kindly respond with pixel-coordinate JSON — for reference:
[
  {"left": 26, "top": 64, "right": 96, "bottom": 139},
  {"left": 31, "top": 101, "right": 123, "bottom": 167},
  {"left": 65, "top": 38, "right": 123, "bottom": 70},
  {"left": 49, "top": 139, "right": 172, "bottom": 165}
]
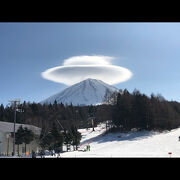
[
  {"left": 39, "top": 122, "right": 81, "bottom": 152},
  {"left": 112, "top": 89, "right": 180, "bottom": 131},
  {"left": 1, "top": 88, "right": 180, "bottom": 133},
  {"left": 0, "top": 101, "right": 112, "bottom": 132},
  {"left": 14, "top": 123, "right": 82, "bottom": 154}
]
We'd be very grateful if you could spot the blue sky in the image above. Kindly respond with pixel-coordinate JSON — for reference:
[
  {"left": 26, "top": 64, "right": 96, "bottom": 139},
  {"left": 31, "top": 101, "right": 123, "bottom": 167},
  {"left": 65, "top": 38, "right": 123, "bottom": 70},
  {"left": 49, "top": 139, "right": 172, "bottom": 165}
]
[{"left": 1, "top": 22, "right": 180, "bottom": 105}]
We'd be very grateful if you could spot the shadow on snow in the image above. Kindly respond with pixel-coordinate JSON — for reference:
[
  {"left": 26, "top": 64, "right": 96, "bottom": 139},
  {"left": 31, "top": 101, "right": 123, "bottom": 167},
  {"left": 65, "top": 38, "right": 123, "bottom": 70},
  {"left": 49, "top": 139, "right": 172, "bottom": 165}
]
[{"left": 81, "top": 130, "right": 158, "bottom": 145}]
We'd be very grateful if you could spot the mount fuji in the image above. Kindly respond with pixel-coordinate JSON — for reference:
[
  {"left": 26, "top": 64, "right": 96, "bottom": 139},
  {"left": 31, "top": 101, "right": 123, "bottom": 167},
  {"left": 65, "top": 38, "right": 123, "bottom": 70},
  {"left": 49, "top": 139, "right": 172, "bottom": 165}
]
[{"left": 41, "top": 78, "right": 118, "bottom": 106}]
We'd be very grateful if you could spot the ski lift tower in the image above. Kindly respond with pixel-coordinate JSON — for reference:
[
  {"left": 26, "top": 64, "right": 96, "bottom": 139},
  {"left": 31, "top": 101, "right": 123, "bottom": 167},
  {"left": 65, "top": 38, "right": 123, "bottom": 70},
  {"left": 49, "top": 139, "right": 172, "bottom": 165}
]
[
  {"left": 8, "top": 99, "right": 21, "bottom": 156},
  {"left": 87, "top": 116, "right": 95, "bottom": 131}
]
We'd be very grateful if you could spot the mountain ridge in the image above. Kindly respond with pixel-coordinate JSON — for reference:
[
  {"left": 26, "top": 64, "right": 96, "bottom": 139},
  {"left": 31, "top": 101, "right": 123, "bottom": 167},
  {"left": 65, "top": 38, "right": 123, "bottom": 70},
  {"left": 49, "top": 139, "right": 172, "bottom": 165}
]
[{"left": 41, "top": 78, "right": 118, "bottom": 106}]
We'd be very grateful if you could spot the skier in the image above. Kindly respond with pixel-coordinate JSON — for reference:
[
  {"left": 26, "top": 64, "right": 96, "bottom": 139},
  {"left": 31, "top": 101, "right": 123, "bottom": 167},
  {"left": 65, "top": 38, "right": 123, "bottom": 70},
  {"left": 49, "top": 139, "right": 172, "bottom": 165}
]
[
  {"left": 179, "top": 136, "right": 180, "bottom": 141},
  {"left": 88, "top": 144, "right": 91, "bottom": 151}
]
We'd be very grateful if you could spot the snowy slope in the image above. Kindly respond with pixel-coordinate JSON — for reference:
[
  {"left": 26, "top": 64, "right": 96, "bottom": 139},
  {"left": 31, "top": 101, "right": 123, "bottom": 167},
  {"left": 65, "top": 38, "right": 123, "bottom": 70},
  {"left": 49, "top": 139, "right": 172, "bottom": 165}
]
[
  {"left": 4, "top": 123, "right": 180, "bottom": 158},
  {"left": 59, "top": 124, "right": 180, "bottom": 157},
  {"left": 41, "top": 78, "right": 118, "bottom": 106}
]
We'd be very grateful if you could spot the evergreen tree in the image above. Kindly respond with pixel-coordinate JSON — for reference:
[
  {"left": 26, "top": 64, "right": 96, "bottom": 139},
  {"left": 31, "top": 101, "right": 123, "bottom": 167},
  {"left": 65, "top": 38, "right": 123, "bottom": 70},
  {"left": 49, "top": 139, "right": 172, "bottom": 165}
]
[
  {"left": 15, "top": 125, "right": 24, "bottom": 156},
  {"left": 112, "top": 90, "right": 132, "bottom": 131},
  {"left": 70, "top": 125, "right": 82, "bottom": 150},
  {"left": 0, "top": 104, "right": 5, "bottom": 121},
  {"left": 50, "top": 122, "right": 64, "bottom": 152},
  {"left": 39, "top": 130, "right": 53, "bottom": 151},
  {"left": 23, "top": 127, "right": 34, "bottom": 154},
  {"left": 63, "top": 129, "right": 73, "bottom": 151},
  {"left": 39, "top": 127, "right": 51, "bottom": 150}
]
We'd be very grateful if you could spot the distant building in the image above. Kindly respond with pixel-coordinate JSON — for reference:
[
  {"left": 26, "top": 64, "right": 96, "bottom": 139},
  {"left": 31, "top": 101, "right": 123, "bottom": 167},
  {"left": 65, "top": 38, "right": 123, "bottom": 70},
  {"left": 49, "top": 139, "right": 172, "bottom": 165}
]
[{"left": 0, "top": 121, "right": 41, "bottom": 156}]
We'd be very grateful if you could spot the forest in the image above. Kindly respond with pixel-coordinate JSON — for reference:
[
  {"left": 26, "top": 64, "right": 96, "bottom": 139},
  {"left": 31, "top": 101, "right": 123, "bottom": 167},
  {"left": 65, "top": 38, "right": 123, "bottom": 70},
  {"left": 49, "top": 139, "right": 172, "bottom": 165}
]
[{"left": 1, "top": 89, "right": 180, "bottom": 134}]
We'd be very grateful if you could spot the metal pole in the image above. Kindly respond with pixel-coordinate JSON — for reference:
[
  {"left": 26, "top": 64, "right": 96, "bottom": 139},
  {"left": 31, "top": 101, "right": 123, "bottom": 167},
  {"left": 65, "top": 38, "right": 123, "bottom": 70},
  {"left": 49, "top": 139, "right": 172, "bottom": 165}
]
[
  {"left": 8, "top": 99, "right": 20, "bottom": 156},
  {"left": 92, "top": 118, "right": 94, "bottom": 131},
  {"left": 13, "top": 101, "right": 17, "bottom": 156},
  {"left": 7, "top": 135, "right": 9, "bottom": 156}
]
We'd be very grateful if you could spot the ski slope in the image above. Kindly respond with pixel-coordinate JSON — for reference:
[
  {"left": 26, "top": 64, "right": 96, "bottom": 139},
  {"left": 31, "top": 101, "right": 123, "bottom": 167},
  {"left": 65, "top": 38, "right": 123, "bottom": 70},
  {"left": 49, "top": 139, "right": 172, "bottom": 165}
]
[{"left": 60, "top": 123, "right": 180, "bottom": 158}]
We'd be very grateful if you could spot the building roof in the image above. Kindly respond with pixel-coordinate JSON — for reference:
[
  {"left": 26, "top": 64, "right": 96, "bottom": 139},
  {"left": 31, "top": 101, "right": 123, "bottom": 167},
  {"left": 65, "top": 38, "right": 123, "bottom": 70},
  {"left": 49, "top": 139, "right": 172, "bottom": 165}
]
[{"left": 0, "top": 121, "right": 41, "bottom": 135}]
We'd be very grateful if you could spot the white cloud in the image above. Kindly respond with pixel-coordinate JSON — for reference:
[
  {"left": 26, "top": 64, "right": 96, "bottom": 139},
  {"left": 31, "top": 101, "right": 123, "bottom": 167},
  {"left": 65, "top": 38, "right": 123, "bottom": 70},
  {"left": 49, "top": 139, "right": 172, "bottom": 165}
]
[
  {"left": 41, "top": 55, "right": 133, "bottom": 86},
  {"left": 63, "top": 55, "right": 113, "bottom": 66}
]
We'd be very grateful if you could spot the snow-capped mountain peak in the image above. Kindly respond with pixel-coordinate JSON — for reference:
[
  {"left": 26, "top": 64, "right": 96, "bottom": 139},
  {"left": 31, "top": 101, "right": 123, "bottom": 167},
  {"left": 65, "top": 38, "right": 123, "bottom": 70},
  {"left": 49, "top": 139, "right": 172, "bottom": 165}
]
[{"left": 41, "top": 78, "right": 118, "bottom": 106}]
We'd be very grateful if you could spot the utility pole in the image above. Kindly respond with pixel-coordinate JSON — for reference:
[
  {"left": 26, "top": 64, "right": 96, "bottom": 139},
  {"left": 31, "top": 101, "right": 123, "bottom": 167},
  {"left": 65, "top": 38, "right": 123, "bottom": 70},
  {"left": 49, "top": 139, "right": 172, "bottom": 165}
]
[
  {"left": 6, "top": 133, "right": 10, "bottom": 156},
  {"left": 9, "top": 99, "right": 20, "bottom": 156},
  {"left": 91, "top": 118, "right": 95, "bottom": 131}
]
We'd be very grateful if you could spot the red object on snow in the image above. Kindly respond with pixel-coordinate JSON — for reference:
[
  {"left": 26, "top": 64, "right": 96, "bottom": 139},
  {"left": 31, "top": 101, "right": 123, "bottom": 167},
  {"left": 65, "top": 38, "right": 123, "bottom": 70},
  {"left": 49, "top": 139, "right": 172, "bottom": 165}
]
[{"left": 168, "top": 152, "right": 172, "bottom": 157}]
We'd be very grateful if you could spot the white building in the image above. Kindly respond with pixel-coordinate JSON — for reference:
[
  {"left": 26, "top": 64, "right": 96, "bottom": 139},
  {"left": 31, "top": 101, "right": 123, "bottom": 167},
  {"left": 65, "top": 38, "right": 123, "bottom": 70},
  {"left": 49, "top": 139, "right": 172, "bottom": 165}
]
[{"left": 0, "top": 121, "right": 41, "bottom": 156}]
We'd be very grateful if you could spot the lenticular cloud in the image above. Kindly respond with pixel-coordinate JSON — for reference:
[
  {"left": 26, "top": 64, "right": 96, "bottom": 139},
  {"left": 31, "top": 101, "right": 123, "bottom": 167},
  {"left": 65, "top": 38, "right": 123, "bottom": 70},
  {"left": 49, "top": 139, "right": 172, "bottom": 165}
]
[{"left": 41, "top": 55, "right": 133, "bottom": 86}]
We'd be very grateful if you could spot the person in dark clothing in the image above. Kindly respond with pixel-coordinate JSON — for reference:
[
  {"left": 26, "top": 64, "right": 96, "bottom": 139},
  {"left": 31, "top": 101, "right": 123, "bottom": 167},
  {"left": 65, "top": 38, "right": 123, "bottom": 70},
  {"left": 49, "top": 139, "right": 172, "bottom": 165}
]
[{"left": 32, "top": 150, "right": 36, "bottom": 158}]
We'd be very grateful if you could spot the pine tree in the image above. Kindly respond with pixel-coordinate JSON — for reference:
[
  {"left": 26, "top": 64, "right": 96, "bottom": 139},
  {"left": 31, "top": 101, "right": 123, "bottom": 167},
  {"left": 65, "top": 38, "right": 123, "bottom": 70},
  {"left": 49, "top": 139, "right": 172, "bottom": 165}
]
[
  {"left": 15, "top": 125, "right": 24, "bottom": 156},
  {"left": 70, "top": 125, "right": 82, "bottom": 150},
  {"left": 0, "top": 104, "right": 5, "bottom": 121},
  {"left": 39, "top": 127, "right": 50, "bottom": 150},
  {"left": 23, "top": 127, "right": 34, "bottom": 154},
  {"left": 63, "top": 129, "right": 73, "bottom": 151},
  {"left": 50, "top": 122, "right": 64, "bottom": 152}
]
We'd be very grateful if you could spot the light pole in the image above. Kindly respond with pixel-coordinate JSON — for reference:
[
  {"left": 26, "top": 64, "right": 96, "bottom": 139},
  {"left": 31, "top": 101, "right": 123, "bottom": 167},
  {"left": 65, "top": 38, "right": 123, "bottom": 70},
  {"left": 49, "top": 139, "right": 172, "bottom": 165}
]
[
  {"left": 6, "top": 133, "right": 10, "bottom": 156},
  {"left": 87, "top": 116, "right": 95, "bottom": 131},
  {"left": 9, "top": 99, "right": 20, "bottom": 156},
  {"left": 91, "top": 117, "right": 95, "bottom": 131}
]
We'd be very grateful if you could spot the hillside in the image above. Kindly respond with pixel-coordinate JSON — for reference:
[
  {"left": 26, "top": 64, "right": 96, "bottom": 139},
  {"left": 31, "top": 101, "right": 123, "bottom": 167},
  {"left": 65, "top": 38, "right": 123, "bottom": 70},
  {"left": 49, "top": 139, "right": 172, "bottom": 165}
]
[{"left": 59, "top": 124, "right": 180, "bottom": 157}]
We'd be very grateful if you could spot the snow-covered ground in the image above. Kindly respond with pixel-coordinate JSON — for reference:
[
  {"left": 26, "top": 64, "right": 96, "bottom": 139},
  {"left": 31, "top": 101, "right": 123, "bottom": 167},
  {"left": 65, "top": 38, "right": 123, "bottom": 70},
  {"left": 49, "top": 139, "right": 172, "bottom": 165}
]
[
  {"left": 59, "top": 123, "right": 180, "bottom": 158},
  {"left": 1, "top": 123, "right": 180, "bottom": 158}
]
